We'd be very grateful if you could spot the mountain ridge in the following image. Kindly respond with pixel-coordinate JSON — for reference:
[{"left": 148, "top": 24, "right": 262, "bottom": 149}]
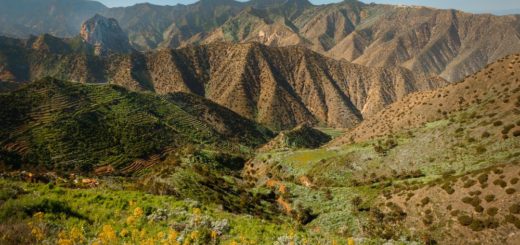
[
  {"left": 0, "top": 37, "right": 447, "bottom": 130},
  {"left": 1, "top": 0, "right": 519, "bottom": 81}
]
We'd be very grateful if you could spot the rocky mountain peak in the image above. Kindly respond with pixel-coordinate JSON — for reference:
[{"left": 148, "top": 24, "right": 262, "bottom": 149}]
[{"left": 80, "top": 14, "right": 132, "bottom": 55}]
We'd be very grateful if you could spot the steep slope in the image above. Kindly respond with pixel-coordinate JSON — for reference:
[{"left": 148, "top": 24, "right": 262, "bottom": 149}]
[
  {"left": 0, "top": 35, "right": 98, "bottom": 84},
  {"left": 0, "top": 0, "right": 106, "bottom": 37},
  {"left": 333, "top": 53, "right": 520, "bottom": 144},
  {"left": 103, "top": 1, "right": 246, "bottom": 51},
  {"left": 0, "top": 78, "right": 273, "bottom": 173},
  {"left": 1, "top": 0, "right": 519, "bottom": 82},
  {"left": 324, "top": 4, "right": 520, "bottom": 82},
  {"left": 165, "top": 92, "right": 274, "bottom": 146},
  {"left": 80, "top": 14, "right": 132, "bottom": 55},
  {"left": 0, "top": 39, "right": 446, "bottom": 130}
]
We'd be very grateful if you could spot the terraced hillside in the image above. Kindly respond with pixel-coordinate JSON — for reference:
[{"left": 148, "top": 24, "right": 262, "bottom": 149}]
[
  {"left": 243, "top": 54, "right": 520, "bottom": 243},
  {"left": 0, "top": 78, "right": 273, "bottom": 173},
  {"left": 0, "top": 39, "right": 447, "bottom": 130}
]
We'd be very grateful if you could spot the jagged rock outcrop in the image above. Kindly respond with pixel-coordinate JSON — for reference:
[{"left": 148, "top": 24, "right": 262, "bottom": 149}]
[
  {"left": 80, "top": 14, "right": 132, "bottom": 55},
  {"left": 0, "top": 38, "right": 447, "bottom": 130}
]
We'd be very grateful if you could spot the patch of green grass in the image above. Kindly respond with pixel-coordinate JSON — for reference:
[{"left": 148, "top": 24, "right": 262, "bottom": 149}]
[{"left": 314, "top": 127, "right": 346, "bottom": 138}]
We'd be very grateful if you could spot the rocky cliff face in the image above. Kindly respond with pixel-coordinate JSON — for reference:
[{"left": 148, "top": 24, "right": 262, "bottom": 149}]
[
  {"left": 0, "top": 39, "right": 447, "bottom": 130},
  {"left": 80, "top": 14, "right": 132, "bottom": 55}
]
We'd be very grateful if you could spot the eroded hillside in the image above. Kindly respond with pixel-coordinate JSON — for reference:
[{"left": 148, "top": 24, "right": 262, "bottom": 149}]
[{"left": 0, "top": 38, "right": 446, "bottom": 130}]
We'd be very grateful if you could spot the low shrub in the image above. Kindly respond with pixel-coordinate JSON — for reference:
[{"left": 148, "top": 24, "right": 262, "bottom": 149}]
[
  {"left": 458, "top": 215, "right": 473, "bottom": 226},
  {"left": 493, "top": 179, "right": 507, "bottom": 188},
  {"left": 481, "top": 131, "right": 491, "bottom": 138},
  {"left": 441, "top": 183, "right": 455, "bottom": 194},
  {"left": 463, "top": 179, "right": 477, "bottom": 188},
  {"left": 510, "top": 204, "right": 520, "bottom": 214},
  {"left": 477, "top": 174, "right": 488, "bottom": 185},
  {"left": 502, "top": 124, "right": 515, "bottom": 134},
  {"left": 484, "top": 194, "right": 495, "bottom": 202},
  {"left": 421, "top": 197, "right": 430, "bottom": 206},
  {"left": 505, "top": 215, "right": 520, "bottom": 229},
  {"left": 486, "top": 207, "right": 498, "bottom": 216}
]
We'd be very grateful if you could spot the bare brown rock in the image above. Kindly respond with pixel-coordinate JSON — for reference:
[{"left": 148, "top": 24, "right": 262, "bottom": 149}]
[{"left": 332, "top": 53, "right": 520, "bottom": 144}]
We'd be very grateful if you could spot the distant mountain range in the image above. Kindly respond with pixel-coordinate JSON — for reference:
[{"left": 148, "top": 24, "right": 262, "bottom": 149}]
[
  {"left": 0, "top": 0, "right": 519, "bottom": 82},
  {"left": 0, "top": 34, "right": 446, "bottom": 130},
  {"left": 484, "top": 8, "right": 520, "bottom": 16}
]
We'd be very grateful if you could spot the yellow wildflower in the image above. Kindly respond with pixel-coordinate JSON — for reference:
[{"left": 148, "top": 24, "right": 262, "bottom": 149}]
[
  {"left": 120, "top": 228, "right": 129, "bottom": 237},
  {"left": 31, "top": 227, "right": 45, "bottom": 241},
  {"left": 348, "top": 237, "right": 355, "bottom": 245},
  {"left": 210, "top": 230, "right": 218, "bottom": 240},
  {"left": 133, "top": 207, "right": 144, "bottom": 217},
  {"left": 190, "top": 231, "right": 199, "bottom": 240},
  {"left": 57, "top": 238, "right": 73, "bottom": 245},
  {"left": 99, "top": 225, "right": 117, "bottom": 243},
  {"left": 70, "top": 227, "right": 85, "bottom": 242},
  {"left": 141, "top": 238, "right": 156, "bottom": 245},
  {"left": 165, "top": 229, "right": 179, "bottom": 245},
  {"left": 183, "top": 238, "right": 191, "bottom": 245},
  {"left": 192, "top": 208, "right": 201, "bottom": 216},
  {"left": 33, "top": 212, "right": 44, "bottom": 220},
  {"left": 126, "top": 215, "right": 136, "bottom": 226}
]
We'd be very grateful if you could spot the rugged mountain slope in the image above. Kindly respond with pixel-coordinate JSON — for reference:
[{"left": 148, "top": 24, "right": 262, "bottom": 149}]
[
  {"left": 80, "top": 14, "right": 132, "bottom": 55},
  {"left": 0, "top": 39, "right": 446, "bottom": 130},
  {"left": 333, "top": 53, "right": 520, "bottom": 144},
  {"left": 1, "top": 0, "right": 519, "bottom": 82},
  {"left": 325, "top": 4, "right": 520, "bottom": 82},
  {"left": 0, "top": 35, "right": 101, "bottom": 84},
  {"left": 207, "top": 1, "right": 520, "bottom": 82},
  {"left": 0, "top": 0, "right": 107, "bottom": 37},
  {"left": 0, "top": 78, "right": 273, "bottom": 173},
  {"left": 165, "top": 92, "right": 274, "bottom": 145},
  {"left": 103, "top": 0, "right": 246, "bottom": 51}
]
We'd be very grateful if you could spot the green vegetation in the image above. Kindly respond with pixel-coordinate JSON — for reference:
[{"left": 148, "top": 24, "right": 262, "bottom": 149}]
[
  {"left": 0, "top": 78, "right": 272, "bottom": 173},
  {"left": 0, "top": 179, "right": 300, "bottom": 244}
]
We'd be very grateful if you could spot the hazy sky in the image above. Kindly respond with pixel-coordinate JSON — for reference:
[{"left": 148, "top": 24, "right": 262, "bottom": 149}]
[{"left": 97, "top": 0, "right": 520, "bottom": 13}]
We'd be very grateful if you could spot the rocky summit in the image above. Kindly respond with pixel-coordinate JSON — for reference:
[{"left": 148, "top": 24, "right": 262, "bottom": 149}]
[{"left": 80, "top": 14, "right": 132, "bottom": 55}]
